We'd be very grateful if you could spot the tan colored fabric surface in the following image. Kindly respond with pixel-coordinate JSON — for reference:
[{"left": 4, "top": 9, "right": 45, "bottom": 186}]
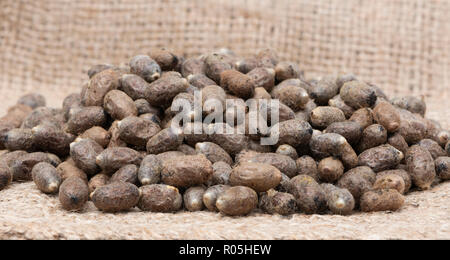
[
  {"left": 0, "top": 0, "right": 449, "bottom": 240},
  {"left": 0, "top": 181, "right": 448, "bottom": 240},
  {"left": 1, "top": 0, "right": 449, "bottom": 115}
]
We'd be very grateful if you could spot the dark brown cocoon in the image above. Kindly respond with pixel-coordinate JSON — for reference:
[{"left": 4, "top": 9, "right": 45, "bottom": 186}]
[
  {"left": 234, "top": 57, "right": 258, "bottom": 74},
  {"left": 308, "top": 76, "right": 340, "bottom": 105},
  {"left": 0, "top": 165, "right": 12, "bottom": 191},
  {"left": 216, "top": 186, "right": 258, "bottom": 216},
  {"left": 360, "top": 189, "right": 405, "bottom": 212},
  {"left": 138, "top": 154, "right": 162, "bottom": 185},
  {"left": 253, "top": 87, "right": 272, "bottom": 100},
  {"left": 357, "top": 124, "right": 388, "bottom": 152},
  {"left": 18, "top": 93, "right": 46, "bottom": 109},
  {"left": 4, "top": 128, "right": 35, "bottom": 152},
  {"left": 259, "top": 189, "right": 297, "bottom": 215},
  {"left": 275, "top": 172, "right": 291, "bottom": 192},
  {"left": 388, "top": 133, "right": 409, "bottom": 156},
  {"left": 70, "top": 138, "right": 103, "bottom": 176},
  {"left": 349, "top": 108, "right": 374, "bottom": 129},
  {"left": 256, "top": 48, "right": 279, "bottom": 68},
  {"left": 66, "top": 106, "right": 107, "bottom": 135},
  {"left": 208, "top": 124, "right": 249, "bottom": 156},
  {"left": 248, "top": 67, "right": 275, "bottom": 92},
  {"left": 204, "top": 53, "right": 233, "bottom": 83},
  {"left": 161, "top": 154, "right": 213, "bottom": 188},
  {"left": 245, "top": 152, "right": 297, "bottom": 178},
  {"left": 328, "top": 95, "right": 355, "bottom": 119},
  {"left": 138, "top": 184, "right": 182, "bottom": 212},
  {"left": 82, "top": 69, "right": 120, "bottom": 106},
  {"left": 220, "top": 70, "right": 255, "bottom": 99},
  {"left": 296, "top": 155, "right": 319, "bottom": 181},
  {"left": 88, "top": 173, "right": 110, "bottom": 194},
  {"left": 32, "top": 124, "right": 76, "bottom": 156},
  {"left": 183, "top": 122, "right": 209, "bottom": 146},
  {"left": 0, "top": 104, "right": 33, "bottom": 131},
  {"left": 276, "top": 144, "right": 298, "bottom": 160},
  {"left": 129, "top": 55, "right": 161, "bottom": 83},
  {"left": 195, "top": 142, "right": 233, "bottom": 165},
  {"left": 337, "top": 166, "right": 376, "bottom": 202},
  {"left": 373, "top": 101, "right": 401, "bottom": 133},
  {"left": 321, "top": 184, "right": 355, "bottom": 215},
  {"left": 203, "top": 184, "right": 230, "bottom": 212},
  {"left": 273, "top": 119, "right": 313, "bottom": 148},
  {"left": 118, "top": 116, "right": 161, "bottom": 148},
  {"left": 340, "top": 81, "right": 377, "bottom": 109},
  {"left": 32, "top": 162, "right": 61, "bottom": 194},
  {"left": 10, "top": 152, "right": 56, "bottom": 181},
  {"left": 103, "top": 90, "right": 138, "bottom": 120},
  {"left": 79, "top": 126, "right": 110, "bottom": 148},
  {"left": 391, "top": 96, "right": 426, "bottom": 116},
  {"left": 187, "top": 74, "right": 216, "bottom": 89},
  {"left": 397, "top": 108, "right": 428, "bottom": 144},
  {"left": 208, "top": 161, "right": 232, "bottom": 186},
  {"left": 275, "top": 61, "right": 301, "bottom": 82},
  {"left": 56, "top": 160, "right": 88, "bottom": 183},
  {"left": 309, "top": 133, "right": 358, "bottom": 169},
  {"left": 417, "top": 139, "right": 446, "bottom": 160},
  {"left": 288, "top": 175, "right": 327, "bottom": 214},
  {"left": 324, "top": 121, "right": 363, "bottom": 145},
  {"left": 310, "top": 106, "right": 346, "bottom": 129},
  {"left": 373, "top": 174, "right": 406, "bottom": 194},
  {"left": 201, "top": 85, "right": 226, "bottom": 115},
  {"left": 145, "top": 75, "right": 188, "bottom": 107},
  {"left": 87, "top": 64, "right": 114, "bottom": 78},
  {"left": 271, "top": 80, "right": 309, "bottom": 111},
  {"left": 59, "top": 176, "right": 89, "bottom": 211},
  {"left": 92, "top": 181, "right": 140, "bottom": 212},
  {"left": 405, "top": 145, "right": 436, "bottom": 190},
  {"left": 181, "top": 57, "right": 205, "bottom": 77},
  {"left": 435, "top": 157, "right": 450, "bottom": 180},
  {"left": 377, "top": 169, "right": 412, "bottom": 193},
  {"left": 21, "top": 107, "right": 63, "bottom": 130},
  {"left": 134, "top": 99, "right": 161, "bottom": 116},
  {"left": 156, "top": 151, "right": 185, "bottom": 163},
  {"left": 230, "top": 162, "right": 282, "bottom": 192},
  {"left": 358, "top": 145, "right": 404, "bottom": 172},
  {"left": 318, "top": 157, "right": 345, "bottom": 183},
  {"left": 146, "top": 127, "right": 184, "bottom": 154},
  {"left": 225, "top": 97, "right": 247, "bottom": 127},
  {"left": 109, "top": 164, "right": 139, "bottom": 185},
  {"left": 151, "top": 48, "right": 179, "bottom": 71},
  {"left": 62, "top": 93, "right": 82, "bottom": 121},
  {"left": 96, "top": 147, "right": 143, "bottom": 175},
  {"left": 184, "top": 186, "right": 206, "bottom": 212}
]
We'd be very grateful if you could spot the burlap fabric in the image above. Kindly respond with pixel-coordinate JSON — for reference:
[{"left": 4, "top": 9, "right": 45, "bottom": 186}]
[{"left": 0, "top": 0, "right": 449, "bottom": 240}]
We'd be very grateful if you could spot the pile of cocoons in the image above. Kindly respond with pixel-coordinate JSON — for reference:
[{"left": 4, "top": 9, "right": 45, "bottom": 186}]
[{"left": 0, "top": 48, "right": 449, "bottom": 216}]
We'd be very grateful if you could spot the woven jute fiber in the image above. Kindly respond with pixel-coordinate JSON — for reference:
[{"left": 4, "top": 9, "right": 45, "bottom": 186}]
[{"left": 0, "top": 0, "right": 449, "bottom": 240}]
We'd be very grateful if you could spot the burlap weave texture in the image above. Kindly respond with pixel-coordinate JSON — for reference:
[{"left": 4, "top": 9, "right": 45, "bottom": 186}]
[
  {"left": 0, "top": 0, "right": 449, "bottom": 240},
  {"left": 1, "top": 0, "right": 449, "bottom": 114}
]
